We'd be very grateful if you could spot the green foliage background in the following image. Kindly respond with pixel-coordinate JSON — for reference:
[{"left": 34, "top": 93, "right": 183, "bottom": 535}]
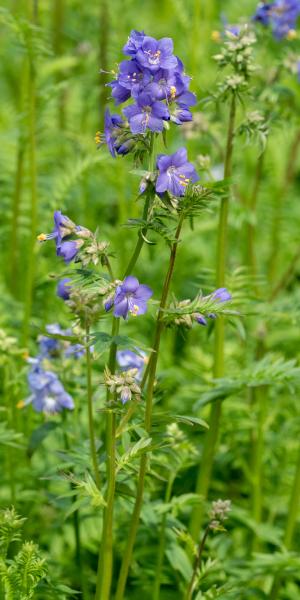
[{"left": 1, "top": 0, "right": 300, "bottom": 598}]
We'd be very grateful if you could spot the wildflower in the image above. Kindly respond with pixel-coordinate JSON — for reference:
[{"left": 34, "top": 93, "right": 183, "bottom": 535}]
[
  {"left": 105, "top": 275, "right": 153, "bottom": 319},
  {"left": 117, "top": 59, "right": 152, "bottom": 96},
  {"left": 104, "top": 366, "right": 141, "bottom": 404},
  {"left": 253, "top": 0, "right": 300, "bottom": 39},
  {"left": 26, "top": 360, "right": 74, "bottom": 414},
  {"left": 123, "top": 92, "right": 170, "bottom": 133},
  {"left": 123, "top": 30, "right": 145, "bottom": 56},
  {"left": 213, "top": 287, "right": 232, "bottom": 303},
  {"left": 135, "top": 36, "right": 177, "bottom": 72},
  {"left": 57, "top": 278, "right": 72, "bottom": 300},
  {"left": 38, "top": 324, "right": 64, "bottom": 358},
  {"left": 103, "top": 109, "right": 125, "bottom": 156},
  {"left": 117, "top": 349, "right": 147, "bottom": 381},
  {"left": 38, "top": 210, "right": 90, "bottom": 264},
  {"left": 156, "top": 147, "right": 199, "bottom": 196}
]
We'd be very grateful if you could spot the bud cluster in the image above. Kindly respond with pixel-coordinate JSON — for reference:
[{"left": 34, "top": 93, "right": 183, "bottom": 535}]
[
  {"left": 209, "top": 499, "right": 231, "bottom": 530},
  {"left": 104, "top": 366, "right": 142, "bottom": 404}
]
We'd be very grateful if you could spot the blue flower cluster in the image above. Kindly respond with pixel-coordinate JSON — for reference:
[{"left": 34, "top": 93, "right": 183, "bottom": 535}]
[
  {"left": 25, "top": 359, "right": 74, "bottom": 415},
  {"left": 253, "top": 0, "right": 300, "bottom": 39},
  {"left": 24, "top": 324, "right": 85, "bottom": 415},
  {"left": 102, "top": 30, "right": 196, "bottom": 156}
]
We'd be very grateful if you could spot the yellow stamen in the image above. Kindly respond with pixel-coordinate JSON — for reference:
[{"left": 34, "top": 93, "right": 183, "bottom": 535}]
[
  {"left": 130, "top": 304, "right": 139, "bottom": 317},
  {"left": 22, "top": 351, "right": 29, "bottom": 360},
  {"left": 287, "top": 29, "right": 297, "bottom": 40},
  {"left": 170, "top": 85, "right": 177, "bottom": 100},
  {"left": 17, "top": 400, "right": 25, "bottom": 409},
  {"left": 211, "top": 30, "right": 221, "bottom": 42},
  {"left": 37, "top": 233, "right": 47, "bottom": 241}
]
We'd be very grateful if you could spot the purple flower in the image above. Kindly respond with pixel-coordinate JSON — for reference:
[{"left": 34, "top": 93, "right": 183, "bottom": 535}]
[
  {"left": 171, "top": 91, "right": 197, "bottom": 125},
  {"left": 195, "top": 314, "right": 207, "bottom": 326},
  {"left": 253, "top": 0, "right": 300, "bottom": 39},
  {"left": 109, "top": 79, "right": 131, "bottom": 105},
  {"left": 105, "top": 276, "right": 153, "bottom": 319},
  {"left": 117, "top": 59, "right": 152, "bottom": 95},
  {"left": 39, "top": 324, "right": 64, "bottom": 358},
  {"left": 123, "top": 30, "right": 145, "bottom": 56},
  {"left": 213, "top": 288, "right": 232, "bottom": 303},
  {"left": 123, "top": 92, "right": 170, "bottom": 133},
  {"left": 57, "top": 240, "right": 83, "bottom": 263},
  {"left": 117, "top": 349, "right": 146, "bottom": 381},
  {"left": 38, "top": 211, "right": 87, "bottom": 263},
  {"left": 26, "top": 360, "right": 74, "bottom": 414},
  {"left": 37, "top": 210, "right": 75, "bottom": 245},
  {"left": 136, "top": 36, "right": 177, "bottom": 72},
  {"left": 156, "top": 147, "right": 199, "bottom": 196},
  {"left": 57, "top": 278, "right": 72, "bottom": 301},
  {"left": 104, "top": 108, "right": 124, "bottom": 156}
]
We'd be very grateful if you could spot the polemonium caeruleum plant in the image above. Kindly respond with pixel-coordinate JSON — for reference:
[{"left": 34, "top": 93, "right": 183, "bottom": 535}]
[{"left": 36, "top": 28, "right": 235, "bottom": 600}]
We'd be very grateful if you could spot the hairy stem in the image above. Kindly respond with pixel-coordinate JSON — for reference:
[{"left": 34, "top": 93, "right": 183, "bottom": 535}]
[
  {"left": 153, "top": 474, "right": 175, "bottom": 600},
  {"left": 86, "top": 324, "right": 101, "bottom": 489},
  {"left": 185, "top": 525, "right": 210, "bottom": 600},
  {"left": 22, "top": 10, "right": 38, "bottom": 345},
  {"left": 95, "top": 317, "right": 119, "bottom": 600},
  {"left": 115, "top": 214, "right": 184, "bottom": 600},
  {"left": 190, "top": 94, "right": 236, "bottom": 539},
  {"left": 268, "top": 128, "right": 300, "bottom": 285},
  {"left": 269, "top": 441, "right": 300, "bottom": 599}
]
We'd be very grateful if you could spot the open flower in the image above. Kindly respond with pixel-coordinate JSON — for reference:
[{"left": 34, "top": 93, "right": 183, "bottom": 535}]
[
  {"left": 123, "top": 92, "right": 170, "bottom": 133},
  {"left": 136, "top": 36, "right": 177, "bottom": 72},
  {"left": 156, "top": 147, "right": 199, "bottom": 196},
  {"left": 26, "top": 360, "right": 74, "bottom": 414},
  {"left": 105, "top": 276, "right": 153, "bottom": 319}
]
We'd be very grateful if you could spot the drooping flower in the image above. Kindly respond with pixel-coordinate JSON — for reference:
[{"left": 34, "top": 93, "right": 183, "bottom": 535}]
[
  {"left": 105, "top": 276, "right": 153, "bottom": 319},
  {"left": 253, "top": 0, "right": 300, "bottom": 39},
  {"left": 135, "top": 36, "right": 178, "bottom": 72},
  {"left": 26, "top": 360, "right": 74, "bottom": 414},
  {"left": 156, "top": 147, "right": 199, "bottom": 196},
  {"left": 117, "top": 349, "right": 146, "bottom": 381},
  {"left": 57, "top": 278, "right": 72, "bottom": 300},
  {"left": 123, "top": 92, "right": 170, "bottom": 133},
  {"left": 37, "top": 211, "right": 89, "bottom": 264},
  {"left": 103, "top": 108, "right": 124, "bottom": 155}
]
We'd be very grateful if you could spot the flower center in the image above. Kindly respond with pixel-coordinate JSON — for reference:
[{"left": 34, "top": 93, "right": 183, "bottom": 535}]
[
  {"left": 146, "top": 49, "right": 161, "bottom": 64},
  {"left": 129, "top": 304, "right": 139, "bottom": 317},
  {"left": 169, "top": 85, "right": 177, "bottom": 100}
]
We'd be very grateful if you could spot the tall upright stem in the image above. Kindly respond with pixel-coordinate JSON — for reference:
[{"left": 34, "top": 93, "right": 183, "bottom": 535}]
[
  {"left": 269, "top": 441, "right": 300, "bottom": 599},
  {"left": 86, "top": 324, "right": 101, "bottom": 489},
  {"left": 185, "top": 525, "right": 210, "bottom": 600},
  {"left": 95, "top": 133, "right": 155, "bottom": 600},
  {"left": 268, "top": 128, "right": 300, "bottom": 285},
  {"left": 189, "top": 94, "right": 236, "bottom": 540},
  {"left": 99, "top": 0, "right": 109, "bottom": 129},
  {"left": 22, "top": 5, "right": 38, "bottom": 345},
  {"left": 115, "top": 215, "right": 184, "bottom": 600},
  {"left": 246, "top": 151, "right": 264, "bottom": 284},
  {"left": 95, "top": 317, "right": 119, "bottom": 600},
  {"left": 153, "top": 474, "right": 175, "bottom": 600}
]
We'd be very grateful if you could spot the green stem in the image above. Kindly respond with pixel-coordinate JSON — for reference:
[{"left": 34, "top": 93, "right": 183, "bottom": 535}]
[
  {"left": 189, "top": 94, "right": 236, "bottom": 540},
  {"left": 22, "top": 12, "right": 38, "bottom": 345},
  {"left": 115, "top": 215, "right": 184, "bottom": 600},
  {"left": 62, "top": 413, "right": 85, "bottom": 597},
  {"left": 246, "top": 151, "right": 265, "bottom": 285},
  {"left": 185, "top": 525, "right": 210, "bottom": 600},
  {"left": 95, "top": 133, "right": 155, "bottom": 599},
  {"left": 86, "top": 324, "right": 101, "bottom": 489},
  {"left": 99, "top": 0, "right": 109, "bottom": 129},
  {"left": 95, "top": 317, "right": 119, "bottom": 600},
  {"left": 153, "top": 474, "right": 175, "bottom": 600},
  {"left": 53, "top": 0, "right": 66, "bottom": 129},
  {"left": 268, "top": 128, "right": 300, "bottom": 285},
  {"left": 269, "top": 441, "right": 300, "bottom": 599}
]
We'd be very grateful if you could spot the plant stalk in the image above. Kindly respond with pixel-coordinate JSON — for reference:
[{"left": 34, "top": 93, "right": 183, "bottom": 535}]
[
  {"left": 115, "top": 214, "right": 184, "bottom": 600},
  {"left": 190, "top": 94, "right": 236, "bottom": 539},
  {"left": 185, "top": 525, "right": 210, "bottom": 600},
  {"left": 86, "top": 324, "right": 101, "bottom": 489},
  {"left": 153, "top": 474, "right": 175, "bottom": 600}
]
